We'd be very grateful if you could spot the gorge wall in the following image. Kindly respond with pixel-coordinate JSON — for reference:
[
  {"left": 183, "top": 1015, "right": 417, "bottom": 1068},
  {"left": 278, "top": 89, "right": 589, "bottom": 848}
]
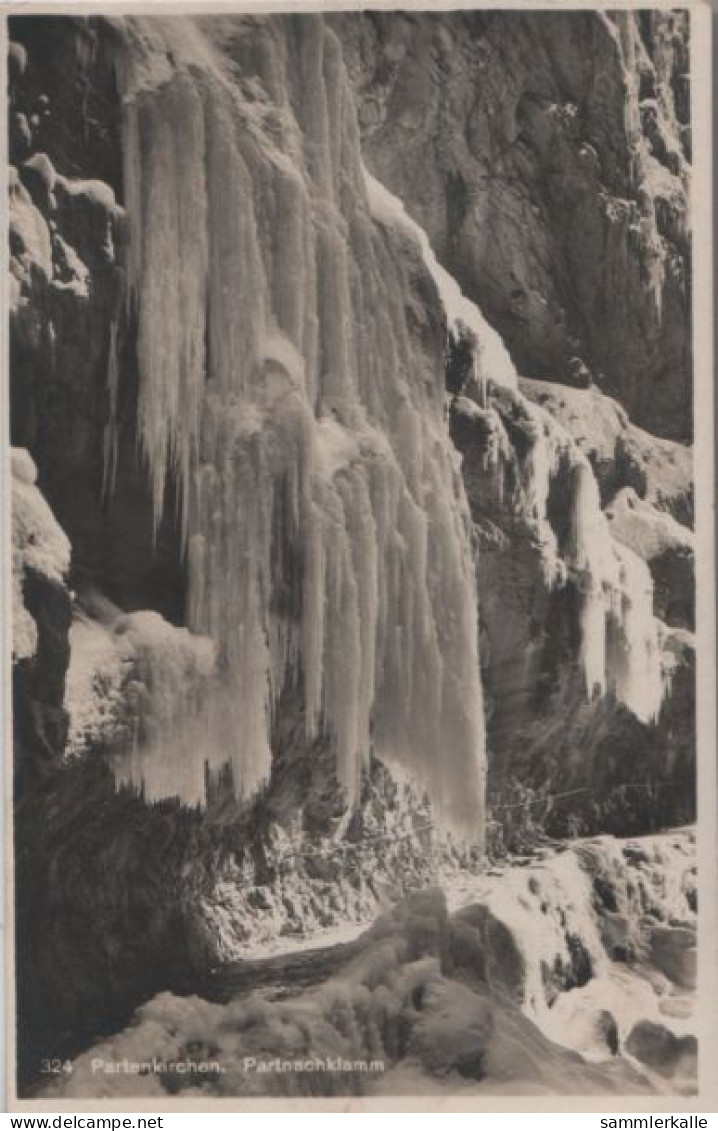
[
  {"left": 9, "top": 10, "right": 694, "bottom": 1086},
  {"left": 333, "top": 9, "right": 692, "bottom": 442}
]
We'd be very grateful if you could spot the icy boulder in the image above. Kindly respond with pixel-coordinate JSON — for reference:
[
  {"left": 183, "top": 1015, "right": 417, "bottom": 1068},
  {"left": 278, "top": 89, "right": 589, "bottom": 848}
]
[
  {"left": 605, "top": 488, "right": 694, "bottom": 630},
  {"left": 11, "top": 448, "right": 70, "bottom": 662},
  {"left": 11, "top": 448, "right": 72, "bottom": 780},
  {"left": 407, "top": 977, "right": 494, "bottom": 1079},
  {"left": 625, "top": 1020, "right": 697, "bottom": 1084},
  {"left": 65, "top": 598, "right": 216, "bottom": 795}
]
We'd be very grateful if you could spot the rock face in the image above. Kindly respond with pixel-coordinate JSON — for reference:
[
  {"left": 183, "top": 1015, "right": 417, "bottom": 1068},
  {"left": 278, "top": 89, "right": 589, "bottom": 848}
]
[
  {"left": 519, "top": 379, "right": 693, "bottom": 527},
  {"left": 604, "top": 489, "right": 694, "bottom": 630},
  {"left": 447, "top": 377, "right": 694, "bottom": 842},
  {"left": 334, "top": 9, "right": 692, "bottom": 442},
  {"left": 9, "top": 16, "right": 185, "bottom": 622}
]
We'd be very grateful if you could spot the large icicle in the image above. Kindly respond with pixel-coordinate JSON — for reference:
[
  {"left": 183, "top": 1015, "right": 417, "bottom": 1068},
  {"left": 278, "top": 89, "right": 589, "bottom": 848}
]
[
  {"left": 111, "top": 17, "right": 486, "bottom": 842},
  {"left": 566, "top": 457, "right": 664, "bottom": 723}
]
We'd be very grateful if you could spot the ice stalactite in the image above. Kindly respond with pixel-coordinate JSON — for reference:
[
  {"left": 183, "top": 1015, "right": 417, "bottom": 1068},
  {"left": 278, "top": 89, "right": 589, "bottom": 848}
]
[
  {"left": 566, "top": 457, "right": 664, "bottom": 723},
  {"left": 120, "top": 64, "right": 209, "bottom": 537},
  {"left": 110, "top": 17, "right": 487, "bottom": 841}
]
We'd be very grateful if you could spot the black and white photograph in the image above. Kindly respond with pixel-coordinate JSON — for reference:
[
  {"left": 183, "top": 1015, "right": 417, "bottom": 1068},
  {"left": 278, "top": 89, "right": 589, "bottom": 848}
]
[{"left": 5, "top": 0, "right": 714, "bottom": 1110}]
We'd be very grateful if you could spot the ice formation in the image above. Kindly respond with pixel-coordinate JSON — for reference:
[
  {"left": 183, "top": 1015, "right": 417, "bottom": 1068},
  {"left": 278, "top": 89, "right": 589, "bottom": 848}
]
[
  {"left": 109, "top": 17, "right": 487, "bottom": 840},
  {"left": 464, "top": 386, "right": 666, "bottom": 724},
  {"left": 522, "top": 405, "right": 666, "bottom": 723},
  {"left": 65, "top": 599, "right": 216, "bottom": 799},
  {"left": 567, "top": 459, "right": 664, "bottom": 722},
  {"left": 110, "top": 611, "right": 218, "bottom": 807},
  {"left": 8, "top": 167, "right": 53, "bottom": 309}
]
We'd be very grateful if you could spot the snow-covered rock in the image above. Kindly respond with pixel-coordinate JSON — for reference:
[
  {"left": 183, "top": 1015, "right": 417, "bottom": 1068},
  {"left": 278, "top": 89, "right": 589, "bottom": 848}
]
[
  {"left": 12, "top": 447, "right": 70, "bottom": 661},
  {"left": 44, "top": 830, "right": 696, "bottom": 1099}
]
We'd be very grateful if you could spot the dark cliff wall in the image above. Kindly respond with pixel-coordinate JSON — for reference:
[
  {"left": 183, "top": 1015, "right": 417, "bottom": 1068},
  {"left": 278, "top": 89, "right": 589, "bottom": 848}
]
[
  {"left": 333, "top": 9, "right": 692, "bottom": 442},
  {"left": 9, "top": 16, "right": 185, "bottom": 622}
]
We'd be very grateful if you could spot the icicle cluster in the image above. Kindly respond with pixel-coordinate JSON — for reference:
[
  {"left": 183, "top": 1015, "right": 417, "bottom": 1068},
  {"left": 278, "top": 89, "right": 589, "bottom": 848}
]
[
  {"left": 110, "top": 17, "right": 486, "bottom": 840},
  {"left": 474, "top": 387, "right": 665, "bottom": 724}
]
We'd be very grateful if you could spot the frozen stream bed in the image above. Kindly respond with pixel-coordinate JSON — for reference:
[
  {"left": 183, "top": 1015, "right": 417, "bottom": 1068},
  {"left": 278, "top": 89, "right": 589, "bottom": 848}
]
[{"left": 43, "top": 829, "right": 697, "bottom": 1099}]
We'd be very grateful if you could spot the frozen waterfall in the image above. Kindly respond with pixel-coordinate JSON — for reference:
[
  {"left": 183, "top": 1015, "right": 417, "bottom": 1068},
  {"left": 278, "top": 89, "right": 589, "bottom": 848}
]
[{"left": 109, "top": 17, "right": 488, "bottom": 841}]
